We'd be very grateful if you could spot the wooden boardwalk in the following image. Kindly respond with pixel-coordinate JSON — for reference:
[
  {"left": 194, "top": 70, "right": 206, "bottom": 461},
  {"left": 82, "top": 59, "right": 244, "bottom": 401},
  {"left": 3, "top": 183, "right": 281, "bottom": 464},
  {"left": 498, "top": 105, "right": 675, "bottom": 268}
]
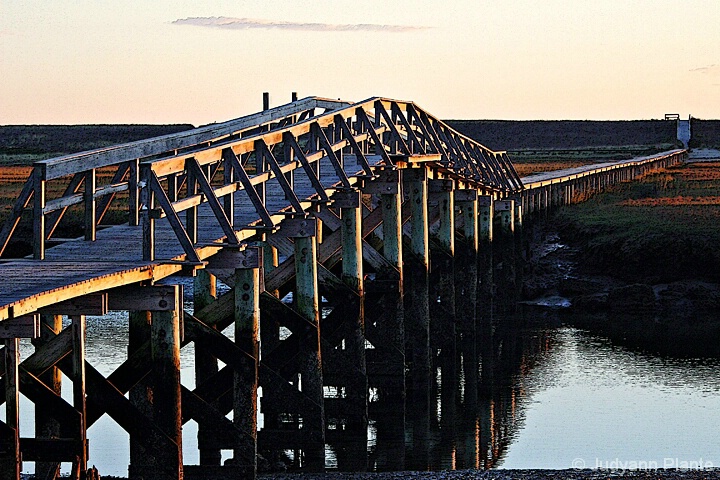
[{"left": 0, "top": 96, "right": 687, "bottom": 480}]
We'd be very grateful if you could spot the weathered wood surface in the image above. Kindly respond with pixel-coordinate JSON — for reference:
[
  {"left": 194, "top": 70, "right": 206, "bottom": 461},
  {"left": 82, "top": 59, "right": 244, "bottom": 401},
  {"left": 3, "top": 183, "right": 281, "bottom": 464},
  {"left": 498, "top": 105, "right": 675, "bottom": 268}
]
[
  {"left": 521, "top": 149, "right": 685, "bottom": 188},
  {"left": 0, "top": 161, "right": 370, "bottom": 322}
]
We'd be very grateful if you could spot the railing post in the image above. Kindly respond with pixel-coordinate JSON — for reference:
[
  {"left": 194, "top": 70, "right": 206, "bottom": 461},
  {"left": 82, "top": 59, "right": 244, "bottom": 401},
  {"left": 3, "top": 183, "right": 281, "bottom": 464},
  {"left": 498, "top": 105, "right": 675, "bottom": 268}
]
[
  {"left": 33, "top": 166, "right": 46, "bottom": 259},
  {"left": 141, "top": 165, "right": 155, "bottom": 261},
  {"left": 84, "top": 169, "right": 96, "bottom": 241},
  {"left": 223, "top": 158, "right": 235, "bottom": 226},
  {"left": 129, "top": 159, "right": 140, "bottom": 227},
  {"left": 186, "top": 161, "right": 198, "bottom": 244}
]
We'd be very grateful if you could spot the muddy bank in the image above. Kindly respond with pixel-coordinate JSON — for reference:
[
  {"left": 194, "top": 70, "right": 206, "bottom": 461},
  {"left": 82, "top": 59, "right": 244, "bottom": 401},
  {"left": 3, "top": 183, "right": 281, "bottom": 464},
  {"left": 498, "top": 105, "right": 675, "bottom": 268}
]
[{"left": 521, "top": 219, "right": 720, "bottom": 356}]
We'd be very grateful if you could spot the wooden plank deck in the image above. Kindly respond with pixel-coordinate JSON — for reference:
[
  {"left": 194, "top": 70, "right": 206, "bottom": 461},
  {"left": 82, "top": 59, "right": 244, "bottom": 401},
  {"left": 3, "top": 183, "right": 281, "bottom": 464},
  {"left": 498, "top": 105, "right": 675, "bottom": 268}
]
[
  {"left": 0, "top": 154, "right": 380, "bottom": 322},
  {"left": 521, "top": 149, "right": 684, "bottom": 187}
]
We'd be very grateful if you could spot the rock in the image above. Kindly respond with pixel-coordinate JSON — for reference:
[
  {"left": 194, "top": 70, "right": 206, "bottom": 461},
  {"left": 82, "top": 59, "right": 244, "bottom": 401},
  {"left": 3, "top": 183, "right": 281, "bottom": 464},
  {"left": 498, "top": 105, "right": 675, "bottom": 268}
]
[
  {"left": 558, "top": 275, "right": 621, "bottom": 297},
  {"left": 571, "top": 293, "right": 609, "bottom": 312},
  {"left": 607, "top": 283, "right": 655, "bottom": 315}
]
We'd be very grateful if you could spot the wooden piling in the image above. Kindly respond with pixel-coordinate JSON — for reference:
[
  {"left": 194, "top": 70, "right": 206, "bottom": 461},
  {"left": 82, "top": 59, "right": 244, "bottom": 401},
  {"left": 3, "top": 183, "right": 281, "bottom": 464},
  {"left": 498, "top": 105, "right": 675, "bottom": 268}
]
[
  {"left": 150, "top": 285, "right": 183, "bottom": 480},
  {"left": 339, "top": 190, "right": 368, "bottom": 429},
  {"left": 193, "top": 270, "right": 221, "bottom": 466},
  {"left": 35, "top": 314, "right": 62, "bottom": 480},
  {"left": 70, "top": 315, "right": 88, "bottom": 478},
  {"left": 404, "top": 167, "right": 431, "bottom": 400},
  {"left": 367, "top": 184, "right": 406, "bottom": 471},
  {"left": 429, "top": 180, "right": 456, "bottom": 420},
  {"left": 1, "top": 338, "right": 20, "bottom": 480},
  {"left": 128, "top": 309, "right": 152, "bottom": 480},
  {"left": 293, "top": 230, "right": 325, "bottom": 471},
  {"left": 455, "top": 190, "right": 479, "bottom": 408},
  {"left": 233, "top": 265, "right": 260, "bottom": 476}
]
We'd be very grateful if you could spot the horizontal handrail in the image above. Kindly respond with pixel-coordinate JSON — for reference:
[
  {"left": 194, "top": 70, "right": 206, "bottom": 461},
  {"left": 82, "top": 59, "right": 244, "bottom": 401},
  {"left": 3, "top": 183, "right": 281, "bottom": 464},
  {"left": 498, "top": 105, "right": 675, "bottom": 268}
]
[{"left": 35, "top": 97, "right": 348, "bottom": 180}]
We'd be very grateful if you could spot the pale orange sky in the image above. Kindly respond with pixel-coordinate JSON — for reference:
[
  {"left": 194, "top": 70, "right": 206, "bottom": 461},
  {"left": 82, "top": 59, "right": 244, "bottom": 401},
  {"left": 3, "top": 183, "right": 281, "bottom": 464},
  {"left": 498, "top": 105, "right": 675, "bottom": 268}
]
[{"left": 1, "top": 0, "right": 718, "bottom": 124}]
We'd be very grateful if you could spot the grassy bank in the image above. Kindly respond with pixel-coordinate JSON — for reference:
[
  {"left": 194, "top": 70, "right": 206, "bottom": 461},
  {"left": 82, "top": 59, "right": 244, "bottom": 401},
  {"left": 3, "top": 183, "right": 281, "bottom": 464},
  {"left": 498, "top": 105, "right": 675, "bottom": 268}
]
[{"left": 554, "top": 161, "right": 720, "bottom": 283}]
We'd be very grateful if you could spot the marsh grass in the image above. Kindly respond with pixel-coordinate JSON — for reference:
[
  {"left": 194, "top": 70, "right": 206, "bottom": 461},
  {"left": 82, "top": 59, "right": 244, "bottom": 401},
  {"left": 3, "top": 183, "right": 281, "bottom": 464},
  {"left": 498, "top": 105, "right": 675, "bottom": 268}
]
[
  {"left": 511, "top": 144, "right": 677, "bottom": 177},
  {"left": 555, "top": 162, "right": 720, "bottom": 282}
]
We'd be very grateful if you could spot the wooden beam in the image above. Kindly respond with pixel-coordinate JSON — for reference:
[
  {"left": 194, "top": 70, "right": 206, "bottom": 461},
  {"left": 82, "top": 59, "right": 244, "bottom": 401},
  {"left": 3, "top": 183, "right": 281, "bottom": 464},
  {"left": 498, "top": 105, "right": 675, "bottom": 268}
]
[
  {"left": 37, "top": 293, "right": 108, "bottom": 316},
  {"left": 108, "top": 285, "right": 178, "bottom": 312},
  {"left": 0, "top": 315, "right": 39, "bottom": 340},
  {"left": 18, "top": 438, "right": 86, "bottom": 463}
]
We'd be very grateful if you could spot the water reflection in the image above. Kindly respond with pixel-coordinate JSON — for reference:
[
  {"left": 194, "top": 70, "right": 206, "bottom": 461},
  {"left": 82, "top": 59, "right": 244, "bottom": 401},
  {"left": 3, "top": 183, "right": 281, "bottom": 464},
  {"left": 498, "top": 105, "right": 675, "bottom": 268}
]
[
  {"left": 364, "top": 306, "right": 720, "bottom": 472},
  {"left": 13, "top": 284, "right": 720, "bottom": 476}
]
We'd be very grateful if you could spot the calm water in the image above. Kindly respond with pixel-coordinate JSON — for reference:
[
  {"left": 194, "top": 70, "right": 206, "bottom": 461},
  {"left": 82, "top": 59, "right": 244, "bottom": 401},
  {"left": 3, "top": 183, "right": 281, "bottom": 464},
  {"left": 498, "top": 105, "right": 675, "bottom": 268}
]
[{"left": 9, "top": 297, "right": 720, "bottom": 476}]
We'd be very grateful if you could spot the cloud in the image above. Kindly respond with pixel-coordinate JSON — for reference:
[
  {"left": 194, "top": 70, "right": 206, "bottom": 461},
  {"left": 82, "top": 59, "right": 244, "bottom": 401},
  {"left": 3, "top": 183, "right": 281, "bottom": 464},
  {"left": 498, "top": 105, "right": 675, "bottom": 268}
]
[
  {"left": 690, "top": 64, "right": 720, "bottom": 74},
  {"left": 172, "top": 16, "right": 429, "bottom": 33}
]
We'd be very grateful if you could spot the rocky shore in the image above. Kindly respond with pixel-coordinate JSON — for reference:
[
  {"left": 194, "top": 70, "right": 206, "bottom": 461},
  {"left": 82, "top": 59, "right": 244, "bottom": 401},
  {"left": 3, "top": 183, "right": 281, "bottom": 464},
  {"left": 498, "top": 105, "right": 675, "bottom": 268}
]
[{"left": 521, "top": 220, "right": 720, "bottom": 356}]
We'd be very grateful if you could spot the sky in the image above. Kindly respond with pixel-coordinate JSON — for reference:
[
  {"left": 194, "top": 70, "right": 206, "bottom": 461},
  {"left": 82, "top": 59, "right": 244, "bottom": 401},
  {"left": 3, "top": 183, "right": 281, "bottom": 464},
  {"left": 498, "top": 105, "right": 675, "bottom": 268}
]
[{"left": 1, "top": 0, "right": 719, "bottom": 125}]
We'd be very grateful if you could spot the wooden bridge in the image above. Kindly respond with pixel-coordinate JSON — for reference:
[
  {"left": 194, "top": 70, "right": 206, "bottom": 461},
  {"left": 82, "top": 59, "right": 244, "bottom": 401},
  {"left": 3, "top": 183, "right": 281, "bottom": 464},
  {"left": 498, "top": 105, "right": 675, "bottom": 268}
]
[{"left": 0, "top": 95, "right": 687, "bottom": 480}]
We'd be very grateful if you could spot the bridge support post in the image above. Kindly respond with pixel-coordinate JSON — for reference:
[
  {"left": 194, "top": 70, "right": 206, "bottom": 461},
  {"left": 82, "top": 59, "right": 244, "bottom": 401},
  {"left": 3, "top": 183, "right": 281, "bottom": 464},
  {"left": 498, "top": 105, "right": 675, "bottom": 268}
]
[
  {"left": 232, "top": 260, "right": 261, "bottom": 477},
  {"left": 477, "top": 196, "right": 495, "bottom": 399},
  {"left": 1, "top": 338, "right": 20, "bottom": 480},
  {"left": 293, "top": 223, "right": 325, "bottom": 471},
  {"left": 455, "top": 190, "right": 478, "bottom": 409},
  {"left": 35, "top": 314, "right": 62, "bottom": 480},
  {"left": 323, "top": 187, "right": 368, "bottom": 470},
  {"left": 429, "top": 179, "right": 456, "bottom": 428},
  {"left": 194, "top": 270, "right": 221, "bottom": 466},
  {"left": 405, "top": 167, "right": 431, "bottom": 394},
  {"left": 150, "top": 285, "right": 183, "bottom": 480},
  {"left": 128, "top": 309, "right": 151, "bottom": 480},
  {"left": 403, "top": 166, "right": 431, "bottom": 467},
  {"left": 495, "top": 199, "right": 520, "bottom": 316},
  {"left": 365, "top": 176, "right": 406, "bottom": 471},
  {"left": 496, "top": 199, "right": 515, "bottom": 235},
  {"left": 70, "top": 314, "right": 88, "bottom": 478}
]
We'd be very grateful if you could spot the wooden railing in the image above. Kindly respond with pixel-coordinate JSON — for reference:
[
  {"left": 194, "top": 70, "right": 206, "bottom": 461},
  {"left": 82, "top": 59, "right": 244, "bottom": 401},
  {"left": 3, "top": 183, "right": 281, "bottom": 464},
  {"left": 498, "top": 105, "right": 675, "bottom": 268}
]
[{"left": 0, "top": 96, "right": 522, "bottom": 260}]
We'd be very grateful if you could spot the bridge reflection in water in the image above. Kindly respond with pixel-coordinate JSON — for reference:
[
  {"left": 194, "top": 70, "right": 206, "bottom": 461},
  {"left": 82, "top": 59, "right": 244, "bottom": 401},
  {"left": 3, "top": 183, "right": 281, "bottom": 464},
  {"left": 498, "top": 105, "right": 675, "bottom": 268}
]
[{"left": 13, "top": 277, "right": 556, "bottom": 476}]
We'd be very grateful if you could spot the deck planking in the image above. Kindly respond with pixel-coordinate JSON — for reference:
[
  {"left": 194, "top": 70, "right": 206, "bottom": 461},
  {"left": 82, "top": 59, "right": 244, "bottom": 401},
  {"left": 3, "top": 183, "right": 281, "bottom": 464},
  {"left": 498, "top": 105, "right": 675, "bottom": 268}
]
[{"left": 0, "top": 154, "right": 380, "bottom": 321}]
